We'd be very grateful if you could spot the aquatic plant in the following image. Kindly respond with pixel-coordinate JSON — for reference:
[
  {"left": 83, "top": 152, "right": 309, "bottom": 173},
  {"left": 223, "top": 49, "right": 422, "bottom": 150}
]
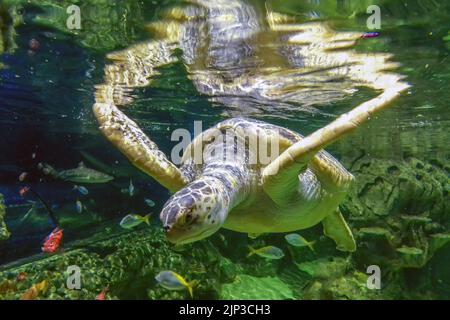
[{"left": 0, "top": 194, "right": 11, "bottom": 241}]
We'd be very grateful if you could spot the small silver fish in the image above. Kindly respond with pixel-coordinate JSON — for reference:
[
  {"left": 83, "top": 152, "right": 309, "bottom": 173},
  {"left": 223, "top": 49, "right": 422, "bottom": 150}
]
[
  {"left": 119, "top": 214, "right": 150, "bottom": 229},
  {"left": 21, "top": 202, "right": 37, "bottom": 222},
  {"left": 144, "top": 199, "right": 155, "bottom": 207},
  {"left": 128, "top": 180, "right": 135, "bottom": 197},
  {"left": 155, "top": 271, "right": 196, "bottom": 298},
  {"left": 285, "top": 233, "right": 315, "bottom": 251},
  {"left": 76, "top": 200, "right": 83, "bottom": 213},
  {"left": 73, "top": 185, "right": 89, "bottom": 195},
  {"left": 247, "top": 246, "right": 285, "bottom": 260},
  {"left": 19, "top": 172, "right": 28, "bottom": 182}
]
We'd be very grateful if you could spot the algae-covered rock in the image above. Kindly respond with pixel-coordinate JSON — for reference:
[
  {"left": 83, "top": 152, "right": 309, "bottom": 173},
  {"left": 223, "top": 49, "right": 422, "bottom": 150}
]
[
  {"left": 0, "top": 227, "right": 222, "bottom": 300},
  {"left": 357, "top": 227, "right": 395, "bottom": 245},
  {"left": 400, "top": 215, "right": 432, "bottom": 225},
  {"left": 444, "top": 31, "right": 450, "bottom": 50},
  {"left": 1, "top": 0, "right": 148, "bottom": 52},
  {"left": 295, "top": 257, "right": 350, "bottom": 279},
  {"left": 303, "top": 271, "right": 378, "bottom": 300},
  {"left": 0, "top": 2, "right": 21, "bottom": 53},
  {"left": 319, "top": 273, "right": 376, "bottom": 300},
  {"left": 0, "top": 194, "right": 11, "bottom": 241},
  {"left": 342, "top": 157, "right": 449, "bottom": 224},
  {"left": 429, "top": 233, "right": 450, "bottom": 253},
  {"left": 220, "top": 274, "right": 295, "bottom": 300},
  {"left": 395, "top": 246, "right": 427, "bottom": 268},
  {"left": 342, "top": 156, "right": 449, "bottom": 267}
]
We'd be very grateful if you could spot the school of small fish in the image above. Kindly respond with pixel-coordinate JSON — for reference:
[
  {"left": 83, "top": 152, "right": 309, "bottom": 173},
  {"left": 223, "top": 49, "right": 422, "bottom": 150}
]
[
  {"left": 75, "top": 200, "right": 83, "bottom": 214},
  {"left": 285, "top": 233, "right": 315, "bottom": 251},
  {"left": 73, "top": 185, "right": 89, "bottom": 195},
  {"left": 119, "top": 214, "right": 151, "bottom": 229},
  {"left": 247, "top": 245, "right": 285, "bottom": 260},
  {"left": 155, "top": 271, "right": 197, "bottom": 298}
]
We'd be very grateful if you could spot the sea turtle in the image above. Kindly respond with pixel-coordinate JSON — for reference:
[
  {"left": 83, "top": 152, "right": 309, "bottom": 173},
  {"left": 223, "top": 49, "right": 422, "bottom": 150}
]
[
  {"left": 94, "top": 81, "right": 408, "bottom": 251},
  {"left": 92, "top": 1, "right": 409, "bottom": 251}
]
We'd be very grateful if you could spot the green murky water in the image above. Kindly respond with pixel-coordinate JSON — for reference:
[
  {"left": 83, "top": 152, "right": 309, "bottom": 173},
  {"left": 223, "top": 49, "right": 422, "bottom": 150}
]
[{"left": 0, "top": 0, "right": 448, "bottom": 300}]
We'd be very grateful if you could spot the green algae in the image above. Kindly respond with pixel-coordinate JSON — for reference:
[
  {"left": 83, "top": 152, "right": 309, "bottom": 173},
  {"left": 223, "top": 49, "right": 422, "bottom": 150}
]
[
  {"left": 1, "top": 0, "right": 148, "bottom": 52},
  {"left": 220, "top": 274, "right": 295, "bottom": 300},
  {"left": 295, "top": 257, "right": 349, "bottom": 279},
  {"left": 396, "top": 246, "right": 424, "bottom": 256},
  {"left": 0, "top": 194, "right": 10, "bottom": 241},
  {"left": 400, "top": 215, "right": 433, "bottom": 225},
  {"left": 429, "top": 233, "right": 450, "bottom": 253},
  {"left": 0, "top": 228, "right": 220, "bottom": 300}
]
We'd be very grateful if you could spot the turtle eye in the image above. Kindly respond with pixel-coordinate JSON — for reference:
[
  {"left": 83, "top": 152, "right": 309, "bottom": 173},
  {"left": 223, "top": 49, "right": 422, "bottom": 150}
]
[{"left": 185, "top": 213, "right": 193, "bottom": 223}]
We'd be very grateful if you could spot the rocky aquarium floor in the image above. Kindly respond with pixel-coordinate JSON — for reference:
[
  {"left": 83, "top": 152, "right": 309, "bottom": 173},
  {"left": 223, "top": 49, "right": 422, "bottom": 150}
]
[{"left": 0, "top": 156, "right": 448, "bottom": 300}]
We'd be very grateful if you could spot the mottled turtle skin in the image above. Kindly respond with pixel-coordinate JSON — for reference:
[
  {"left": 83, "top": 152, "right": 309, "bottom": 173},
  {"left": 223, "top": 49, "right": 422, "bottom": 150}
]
[{"left": 92, "top": 0, "right": 409, "bottom": 250}]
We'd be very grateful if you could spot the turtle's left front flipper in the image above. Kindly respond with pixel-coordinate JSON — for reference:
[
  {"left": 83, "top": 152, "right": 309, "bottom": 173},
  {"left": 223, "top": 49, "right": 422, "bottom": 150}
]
[
  {"left": 93, "top": 39, "right": 188, "bottom": 192},
  {"left": 93, "top": 102, "right": 188, "bottom": 193},
  {"left": 322, "top": 209, "right": 356, "bottom": 252}
]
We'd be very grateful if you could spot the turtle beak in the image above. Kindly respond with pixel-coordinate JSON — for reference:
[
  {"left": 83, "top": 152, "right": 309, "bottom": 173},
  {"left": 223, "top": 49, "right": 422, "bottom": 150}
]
[
  {"left": 164, "top": 224, "right": 181, "bottom": 244},
  {"left": 164, "top": 224, "right": 210, "bottom": 245},
  {"left": 164, "top": 223, "right": 190, "bottom": 244}
]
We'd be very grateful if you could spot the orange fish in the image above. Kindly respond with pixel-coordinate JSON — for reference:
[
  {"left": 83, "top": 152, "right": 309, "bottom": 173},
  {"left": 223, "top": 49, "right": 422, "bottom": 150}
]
[
  {"left": 95, "top": 287, "right": 109, "bottom": 300},
  {"left": 20, "top": 280, "right": 48, "bottom": 300},
  {"left": 42, "top": 227, "right": 63, "bottom": 253},
  {"left": 16, "top": 272, "right": 26, "bottom": 282},
  {"left": 19, "top": 186, "right": 30, "bottom": 197},
  {"left": 19, "top": 172, "right": 28, "bottom": 182}
]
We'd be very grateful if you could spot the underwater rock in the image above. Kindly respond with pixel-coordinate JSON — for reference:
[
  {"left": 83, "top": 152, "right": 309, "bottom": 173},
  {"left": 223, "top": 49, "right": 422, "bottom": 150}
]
[
  {"left": 220, "top": 274, "right": 295, "bottom": 300},
  {"left": 342, "top": 157, "right": 449, "bottom": 223},
  {"left": 294, "top": 257, "right": 349, "bottom": 279},
  {"left": 342, "top": 156, "right": 449, "bottom": 264},
  {"left": 302, "top": 271, "right": 378, "bottom": 300},
  {"left": 357, "top": 227, "right": 395, "bottom": 243},
  {"left": 429, "top": 233, "right": 450, "bottom": 253},
  {"left": 337, "top": 156, "right": 449, "bottom": 297},
  {"left": 400, "top": 215, "right": 432, "bottom": 226},
  {"left": 0, "top": 194, "right": 11, "bottom": 241},
  {"left": 395, "top": 246, "right": 426, "bottom": 268}
]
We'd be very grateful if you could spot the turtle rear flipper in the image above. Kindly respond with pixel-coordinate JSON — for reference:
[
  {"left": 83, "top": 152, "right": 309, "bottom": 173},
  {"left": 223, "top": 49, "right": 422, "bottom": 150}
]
[
  {"left": 93, "top": 102, "right": 188, "bottom": 192},
  {"left": 322, "top": 209, "right": 356, "bottom": 252}
]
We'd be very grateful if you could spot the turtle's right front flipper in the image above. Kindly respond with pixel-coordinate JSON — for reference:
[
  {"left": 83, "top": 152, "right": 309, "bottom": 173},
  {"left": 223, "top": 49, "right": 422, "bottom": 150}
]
[
  {"left": 93, "top": 102, "right": 188, "bottom": 192},
  {"left": 262, "top": 81, "right": 410, "bottom": 202}
]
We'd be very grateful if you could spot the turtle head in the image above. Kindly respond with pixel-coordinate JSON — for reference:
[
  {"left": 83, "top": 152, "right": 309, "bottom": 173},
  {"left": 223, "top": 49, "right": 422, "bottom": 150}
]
[{"left": 160, "top": 180, "right": 228, "bottom": 244}]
